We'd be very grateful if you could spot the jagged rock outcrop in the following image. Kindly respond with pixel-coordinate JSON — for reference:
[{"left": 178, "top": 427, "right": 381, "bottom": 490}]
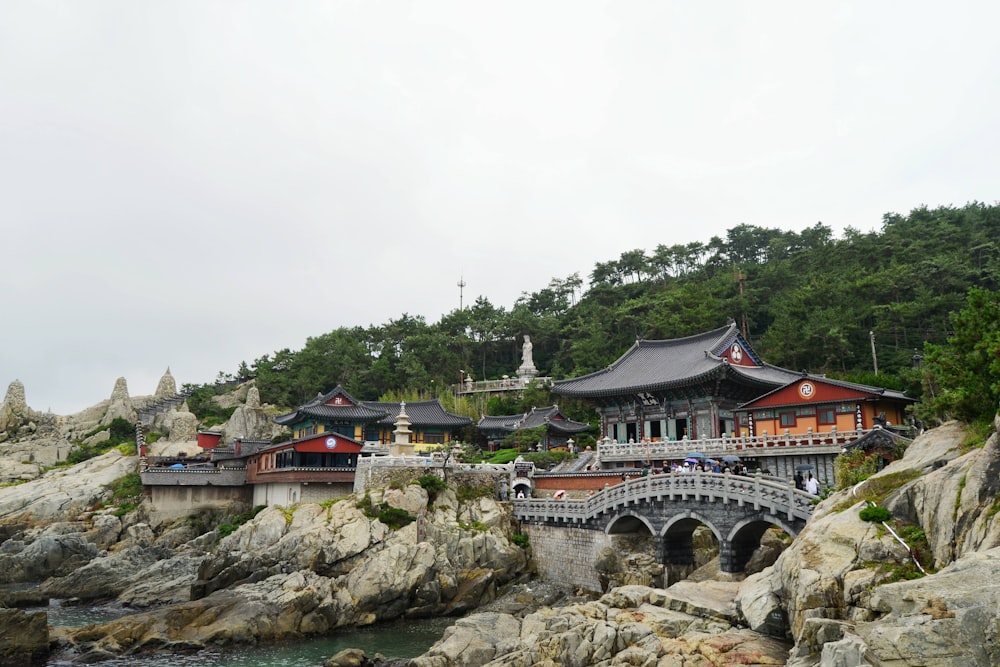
[
  {"left": 0, "top": 380, "right": 39, "bottom": 439},
  {"left": 0, "top": 450, "right": 135, "bottom": 527},
  {"left": 0, "top": 524, "right": 99, "bottom": 584},
  {"left": 411, "top": 584, "right": 789, "bottom": 666},
  {"left": 100, "top": 377, "right": 137, "bottom": 426},
  {"left": 154, "top": 368, "right": 177, "bottom": 398},
  {"left": 736, "top": 417, "right": 1000, "bottom": 666},
  {"left": 49, "top": 487, "right": 528, "bottom": 659},
  {"left": 160, "top": 401, "right": 198, "bottom": 442},
  {"left": 0, "top": 608, "right": 48, "bottom": 666},
  {"left": 222, "top": 385, "right": 273, "bottom": 441}
]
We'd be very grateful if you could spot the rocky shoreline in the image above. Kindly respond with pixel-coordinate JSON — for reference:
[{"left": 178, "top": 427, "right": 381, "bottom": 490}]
[{"left": 2, "top": 379, "right": 1000, "bottom": 666}]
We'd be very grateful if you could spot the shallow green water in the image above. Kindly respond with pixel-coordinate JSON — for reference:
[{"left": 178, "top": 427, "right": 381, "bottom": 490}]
[{"left": 43, "top": 604, "right": 455, "bottom": 666}]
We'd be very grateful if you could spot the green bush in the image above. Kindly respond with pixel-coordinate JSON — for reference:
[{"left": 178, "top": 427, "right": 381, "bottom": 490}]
[
  {"left": 512, "top": 533, "right": 529, "bottom": 549},
  {"left": 417, "top": 474, "right": 447, "bottom": 504},
  {"left": 523, "top": 449, "right": 577, "bottom": 469},
  {"left": 486, "top": 448, "right": 521, "bottom": 464},
  {"left": 69, "top": 418, "right": 139, "bottom": 465},
  {"left": 834, "top": 449, "right": 880, "bottom": 489},
  {"left": 859, "top": 505, "right": 892, "bottom": 523},
  {"left": 106, "top": 472, "right": 142, "bottom": 501},
  {"left": 356, "top": 493, "right": 416, "bottom": 529},
  {"left": 456, "top": 484, "right": 493, "bottom": 503},
  {"left": 377, "top": 506, "right": 415, "bottom": 529}
]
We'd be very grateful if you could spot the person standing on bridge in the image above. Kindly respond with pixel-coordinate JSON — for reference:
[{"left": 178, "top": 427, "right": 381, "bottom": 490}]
[{"left": 805, "top": 473, "right": 820, "bottom": 495}]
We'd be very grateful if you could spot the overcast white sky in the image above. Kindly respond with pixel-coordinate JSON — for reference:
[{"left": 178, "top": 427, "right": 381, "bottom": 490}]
[{"left": 2, "top": 2, "right": 998, "bottom": 415}]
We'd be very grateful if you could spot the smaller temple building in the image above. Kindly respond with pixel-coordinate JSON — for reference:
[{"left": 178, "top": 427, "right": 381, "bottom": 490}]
[
  {"left": 273, "top": 385, "right": 471, "bottom": 448},
  {"left": 478, "top": 405, "right": 592, "bottom": 451},
  {"left": 142, "top": 385, "right": 473, "bottom": 515},
  {"left": 359, "top": 398, "right": 473, "bottom": 449},
  {"left": 245, "top": 431, "right": 362, "bottom": 507},
  {"left": 736, "top": 374, "right": 913, "bottom": 437}
]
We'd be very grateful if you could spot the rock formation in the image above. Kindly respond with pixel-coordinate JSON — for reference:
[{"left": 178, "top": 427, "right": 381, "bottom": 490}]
[
  {"left": 0, "top": 380, "right": 39, "bottom": 438},
  {"left": 161, "top": 401, "right": 198, "bottom": 442},
  {"left": 154, "top": 367, "right": 176, "bottom": 398},
  {"left": 411, "top": 584, "right": 790, "bottom": 666},
  {"left": 223, "top": 385, "right": 273, "bottom": 441},
  {"left": 39, "top": 486, "right": 527, "bottom": 661},
  {"left": 100, "top": 377, "right": 137, "bottom": 426},
  {"left": 736, "top": 417, "right": 1000, "bottom": 666}
]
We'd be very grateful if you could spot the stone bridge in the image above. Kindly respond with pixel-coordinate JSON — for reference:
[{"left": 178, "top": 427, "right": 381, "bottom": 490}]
[{"left": 513, "top": 471, "right": 814, "bottom": 590}]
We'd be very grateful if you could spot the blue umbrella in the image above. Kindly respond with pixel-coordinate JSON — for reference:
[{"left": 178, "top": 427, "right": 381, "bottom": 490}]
[
  {"left": 722, "top": 454, "right": 741, "bottom": 464},
  {"left": 683, "top": 457, "right": 701, "bottom": 465},
  {"left": 686, "top": 452, "right": 705, "bottom": 459}
]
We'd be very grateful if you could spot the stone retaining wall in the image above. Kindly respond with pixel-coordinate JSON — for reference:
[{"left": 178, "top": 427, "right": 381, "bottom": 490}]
[
  {"left": 355, "top": 464, "right": 509, "bottom": 500},
  {"left": 147, "top": 485, "right": 250, "bottom": 525},
  {"left": 522, "top": 523, "right": 610, "bottom": 593}
]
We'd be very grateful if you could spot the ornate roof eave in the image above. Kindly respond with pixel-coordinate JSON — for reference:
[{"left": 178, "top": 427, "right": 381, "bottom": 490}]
[
  {"left": 842, "top": 426, "right": 913, "bottom": 451},
  {"left": 555, "top": 363, "right": 784, "bottom": 400},
  {"left": 544, "top": 421, "right": 593, "bottom": 434},
  {"left": 362, "top": 399, "right": 473, "bottom": 428},
  {"left": 736, "top": 373, "right": 916, "bottom": 410},
  {"left": 273, "top": 409, "right": 305, "bottom": 426}
]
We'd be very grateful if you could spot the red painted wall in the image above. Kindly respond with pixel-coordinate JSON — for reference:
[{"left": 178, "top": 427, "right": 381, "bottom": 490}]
[
  {"left": 292, "top": 433, "right": 363, "bottom": 454},
  {"left": 197, "top": 432, "right": 222, "bottom": 449}
]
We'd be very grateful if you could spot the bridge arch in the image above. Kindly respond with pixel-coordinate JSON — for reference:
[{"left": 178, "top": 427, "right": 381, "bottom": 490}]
[
  {"left": 606, "top": 511, "right": 655, "bottom": 536},
  {"left": 659, "top": 510, "right": 722, "bottom": 571},
  {"left": 725, "top": 514, "right": 798, "bottom": 572}
]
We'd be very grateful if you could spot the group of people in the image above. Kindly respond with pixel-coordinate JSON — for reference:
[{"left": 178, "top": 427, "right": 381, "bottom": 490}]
[
  {"left": 619, "top": 460, "right": 752, "bottom": 480},
  {"left": 795, "top": 471, "right": 821, "bottom": 495}
]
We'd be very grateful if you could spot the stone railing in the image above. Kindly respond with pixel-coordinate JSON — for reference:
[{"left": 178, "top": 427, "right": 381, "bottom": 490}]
[
  {"left": 136, "top": 386, "right": 196, "bottom": 426},
  {"left": 355, "top": 456, "right": 512, "bottom": 473},
  {"left": 514, "top": 470, "right": 815, "bottom": 524},
  {"left": 454, "top": 377, "right": 553, "bottom": 394},
  {"left": 598, "top": 429, "right": 865, "bottom": 461}
]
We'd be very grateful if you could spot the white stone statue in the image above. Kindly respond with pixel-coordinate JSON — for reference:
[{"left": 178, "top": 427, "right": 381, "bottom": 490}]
[{"left": 517, "top": 334, "right": 538, "bottom": 380}]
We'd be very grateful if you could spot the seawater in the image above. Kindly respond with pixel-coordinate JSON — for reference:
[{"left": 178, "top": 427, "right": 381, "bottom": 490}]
[{"left": 42, "top": 600, "right": 455, "bottom": 667}]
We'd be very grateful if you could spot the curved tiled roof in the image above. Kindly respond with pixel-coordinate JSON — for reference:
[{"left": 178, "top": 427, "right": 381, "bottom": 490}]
[
  {"left": 360, "top": 399, "right": 473, "bottom": 428},
  {"left": 478, "top": 405, "right": 592, "bottom": 434},
  {"left": 551, "top": 324, "right": 800, "bottom": 398},
  {"left": 274, "top": 385, "right": 387, "bottom": 425},
  {"left": 479, "top": 414, "right": 524, "bottom": 431},
  {"left": 737, "top": 374, "right": 915, "bottom": 410}
]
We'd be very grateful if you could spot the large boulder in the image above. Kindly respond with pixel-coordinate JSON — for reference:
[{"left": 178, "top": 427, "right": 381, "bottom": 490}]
[
  {"left": 100, "top": 377, "right": 137, "bottom": 426},
  {"left": 0, "top": 608, "right": 48, "bottom": 666},
  {"left": 0, "top": 380, "right": 40, "bottom": 439},
  {"left": 736, "top": 415, "right": 1000, "bottom": 666},
  {"left": 56, "top": 487, "right": 529, "bottom": 658},
  {"left": 855, "top": 547, "right": 1000, "bottom": 666},
  {"left": 411, "top": 585, "right": 788, "bottom": 667},
  {"left": 0, "top": 450, "right": 136, "bottom": 526},
  {"left": 222, "top": 386, "right": 274, "bottom": 441},
  {"left": 161, "top": 402, "right": 198, "bottom": 442}
]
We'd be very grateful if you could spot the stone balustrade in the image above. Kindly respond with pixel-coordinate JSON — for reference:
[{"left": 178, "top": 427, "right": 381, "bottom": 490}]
[
  {"left": 514, "top": 470, "right": 815, "bottom": 525},
  {"left": 597, "top": 428, "right": 864, "bottom": 461}
]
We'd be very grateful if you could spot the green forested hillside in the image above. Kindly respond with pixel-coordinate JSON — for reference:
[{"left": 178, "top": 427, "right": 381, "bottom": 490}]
[{"left": 202, "top": 203, "right": 1000, "bottom": 426}]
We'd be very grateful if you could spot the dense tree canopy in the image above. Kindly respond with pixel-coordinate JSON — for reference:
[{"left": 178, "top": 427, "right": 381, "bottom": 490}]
[{"left": 203, "top": 202, "right": 998, "bottom": 427}]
